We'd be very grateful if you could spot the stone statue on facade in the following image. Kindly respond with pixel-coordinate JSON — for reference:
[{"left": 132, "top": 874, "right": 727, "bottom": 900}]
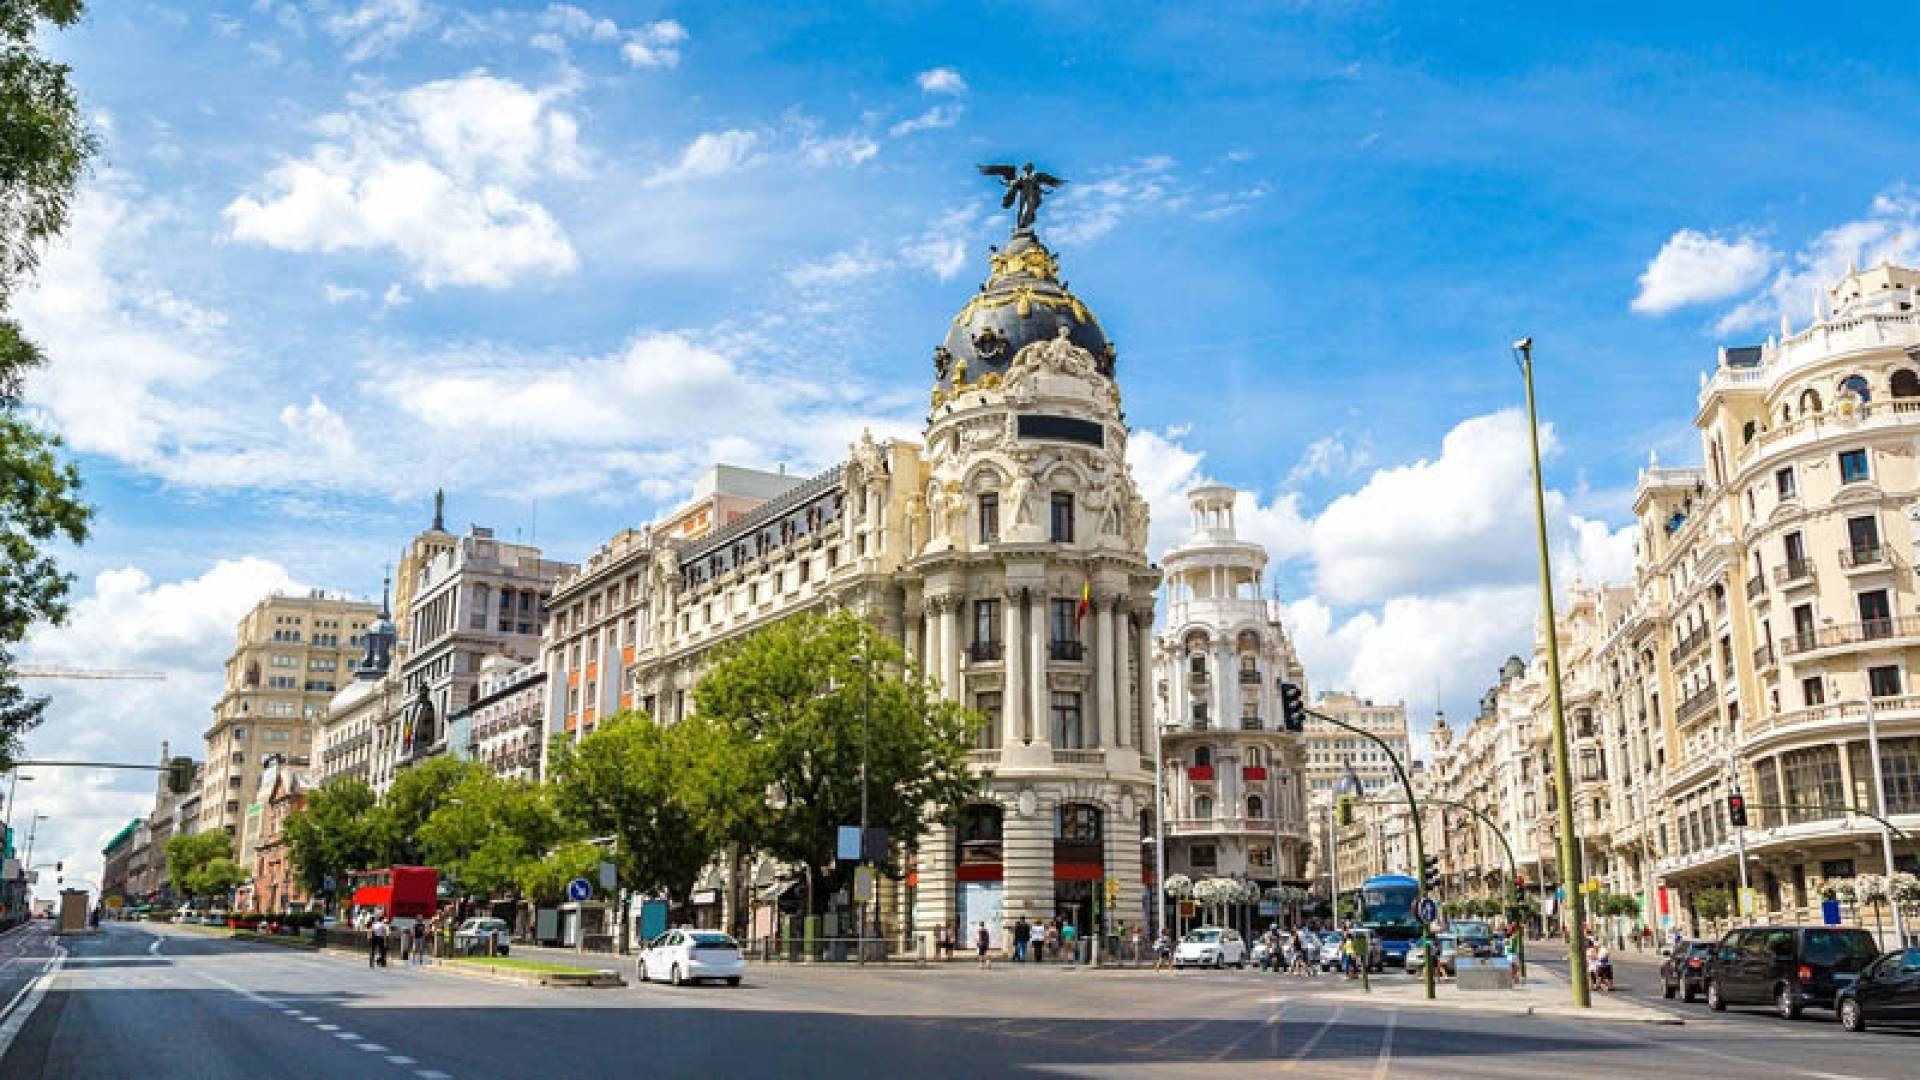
[{"left": 978, "top": 162, "right": 1064, "bottom": 232}]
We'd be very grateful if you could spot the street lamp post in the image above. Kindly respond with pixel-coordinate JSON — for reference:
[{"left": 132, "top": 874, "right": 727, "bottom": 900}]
[
  {"left": 1862, "top": 696, "right": 1908, "bottom": 947},
  {"left": 851, "top": 646, "right": 873, "bottom": 964},
  {"left": 1515, "top": 336, "right": 1590, "bottom": 1009}
]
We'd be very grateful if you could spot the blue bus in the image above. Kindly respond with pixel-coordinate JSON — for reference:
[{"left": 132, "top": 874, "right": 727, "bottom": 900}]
[{"left": 1358, "top": 874, "right": 1422, "bottom": 971}]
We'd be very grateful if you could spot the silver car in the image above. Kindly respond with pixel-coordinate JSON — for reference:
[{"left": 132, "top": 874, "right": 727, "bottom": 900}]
[{"left": 453, "top": 917, "right": 511, "bottom": 956}]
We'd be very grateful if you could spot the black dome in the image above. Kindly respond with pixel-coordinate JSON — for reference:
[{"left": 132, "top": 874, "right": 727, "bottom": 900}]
[{"left": 935, "top": 230, "right": 1113, "bottom": 389}]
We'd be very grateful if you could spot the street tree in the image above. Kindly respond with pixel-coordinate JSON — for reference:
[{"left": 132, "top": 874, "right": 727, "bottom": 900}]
[
  {"left": 0, "top": 1, "right": 97, "bottom": 769},
  {"left": 516, "top": 840, "right": 605, "bottom": 907},
  {"left": 283, "top": 778, "right": 386, "bottom": 905},
  {"left": 692, "top": 610, "right": 982, "bottom": 914},
  {"left": 548, "top": 712, "right": 718, "bottom": 909},
  {"left": 165, "top": 831, "right": 247, "bottom": 903},
  {"left": 378, "top": 756, "right": 484, "bottom": 865},
  {"left": 418, "top": 771, "right": 573, "bottom": 900}
]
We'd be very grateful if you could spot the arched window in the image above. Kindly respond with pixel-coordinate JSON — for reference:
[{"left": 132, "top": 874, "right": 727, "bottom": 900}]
[
  {"left": 1194, "top": 746, "right": 1212, "bottom": 768},
  {"left": 1799, "top": 388, "right": 1823, "bottom": 415},
  {"left": 1247, "top": 795, "right": 1266, "bottom": 819},
  {"left": 1893, "top": 369, "right": 1920, "bottom": 398},
  {"left": 1194, "top": 795, "right": 1213, "bottom": 819},
  {"left": 1189, "top": 653, "right": 1207, "bottom": 677},
  {"left": 1741, "top": 420, "right": 1757, "bottom": 444},
  {"left": 1055, "top": 803, "right": 1102, "bottom": 843},
  {"left": 957, "top": 804, "right": 1004, "bottom": 865},
  {"left": 1839, "top": 374, "right": 1872, "bottom": 402}
]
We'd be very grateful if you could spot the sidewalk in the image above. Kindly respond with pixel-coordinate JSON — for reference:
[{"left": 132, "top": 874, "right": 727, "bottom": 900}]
[{"left": 1330, "top": 964, "right": 1681, "bottom": 1025}]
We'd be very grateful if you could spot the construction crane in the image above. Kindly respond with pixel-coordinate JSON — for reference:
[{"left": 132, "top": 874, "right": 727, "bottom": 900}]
[{"left": 12, "top": 667, "right": 167, "bottom": 681}]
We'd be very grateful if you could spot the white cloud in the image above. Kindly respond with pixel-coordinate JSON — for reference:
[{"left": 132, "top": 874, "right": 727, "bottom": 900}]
[
  {"left": 322, "top": 282, "right": 367, "bottom": 304},
  {"left": 1050, "top": 156, "right": 1183, "bottom": 245},
  {"left": 645, "top": 129, "right": 758, "bottom": 188},
  {"left": 16, "top": 558, "right": 309, "bottom": 903},
  {"left": 1710, "top": 186, "right": 1920, "bottom": 335},
  {"left": 621, "top": 19, "right": 688, "bottom": 68},
  {"left": 786, "top": 244, "right": 889, "bottom": 288},
  {"left": 224, "top": 72, "right": 581, "bottom": 288},
  {"left": 1631, "top": 228, "right": 1776, "bottom": 315},
  {"left": 321, "top": 0, "right": 437, "bottom": 63},
  {"left": 800, "top": 131, "right": 879, "bottom": 168},
  {"left": 1287, "top": 431, "right": 1373, "bottom": 485},
  {"left": 889, "top": 105, "right": 961, "bottom": 138},
  {"left": 916, "top": 67, "right": 967, "bottom": 96}
]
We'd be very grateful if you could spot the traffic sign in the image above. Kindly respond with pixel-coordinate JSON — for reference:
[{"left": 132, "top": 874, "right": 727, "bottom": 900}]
[
  {"left": 1416, "top": 897, "right": 1438, "bottom": 923},
  {"left": 566, "top": 877, "right": 592, "bottom": 903},
  {"left": 853, "top": 866, "right": 875, "bottom": 903}
]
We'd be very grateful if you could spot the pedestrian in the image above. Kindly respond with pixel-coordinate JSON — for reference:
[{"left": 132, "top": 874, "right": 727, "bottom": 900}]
[
  {"left": 976, "top": 922, "right": 992, "bottom": 969},
  {"left": 1045, "top": 920, "right": 1060, "bottom": 961},
  {"left": 1060, "top": 920, "right": 1077, "bottom": 963},
  {"left": 1129, "top": 924, "right": 1145, "bottom": 966},
  {"left": 413, "top": 920, "right": 429, "bottom": 966},
  {"left": 1153, "top": 928, "right": 1174, "bottom": 973},
  {"left": 1340, "top": 931, "right": 1360, "bottom": 979},
  {"left": 370, "top": 912, "right": 389, "bottom": 968},
  {"left": 1295, "top": 928, "right": 1317, "bottom": 977},
  {"left": 1505, "top": 928, "right": 1522, "bottom": 987},
  {"left": 1012, "top": 917, "right": 1030, "bottom": 962}
]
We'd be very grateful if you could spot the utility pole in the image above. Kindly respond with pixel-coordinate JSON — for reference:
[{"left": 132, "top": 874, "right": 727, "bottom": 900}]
[
  {"left": 1728, "top": 753, "right": 1750, "bottom": 926},
  {"left": 1515, "top": 337, "right": 1590, "bottom": 1008},
  {"left": 1863, "top": 696, "right": 1907, "bottom": 946},
  {"left": 854, "top": 643, "right": 873, "bottom": 964},
  {"left": 1153, "top": 701, "right": 1167, "bottom": 937}
]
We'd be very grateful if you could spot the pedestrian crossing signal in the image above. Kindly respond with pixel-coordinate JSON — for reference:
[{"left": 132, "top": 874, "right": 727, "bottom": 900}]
[
  {"left": 1727, "top": 792, "right": 1747, "bottom": 828},
  {"left": 1280, "top": 682, "right": 1306, "bottom": 732}
]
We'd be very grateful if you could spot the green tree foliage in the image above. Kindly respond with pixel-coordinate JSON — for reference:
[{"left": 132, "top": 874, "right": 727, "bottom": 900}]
[
  {"left": 418, "top": 772, "right": 572, "bottom": 899},
  {"left": 1691, "top": 886, "right": 1732, "bottom": 921},
  {"left": 548, "top": 712, "right": 718, "bottom": 908},
  {"left": 692, "top": 610, "right": 982, "bottom": 911},
  {"left": 378, "top": 756, "right": 483, "bottom": 865},
  {"left": 0, "top": 1, "right": 95, "bottom": 770},
  {"left": 166, "top": 831, "right": 246, "bottom": 902},
  {"left": 283, "top": 778, "right": 385, "bottom": 898},
  {"left": 516, "top": 839, "right": 604, "bottom": 906}
]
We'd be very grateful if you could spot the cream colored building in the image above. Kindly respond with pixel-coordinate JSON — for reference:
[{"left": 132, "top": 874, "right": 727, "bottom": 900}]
[
  {"left": 201, "top": 590, "right": 379, "bottom": 836},
  {"left": 1154, "top": 484, "right": 1312, "bottom": 892},
  {"left": 1305, "top": 691, "right": 1411, "bottom": 808},
  {"left": 545, "top": 222, "right": 1162, "bottom": 946}
]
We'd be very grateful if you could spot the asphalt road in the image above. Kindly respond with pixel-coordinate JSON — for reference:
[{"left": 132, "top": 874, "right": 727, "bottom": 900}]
[{"left": 0, "top": 922, "right": 1915, "bottom": 1078}]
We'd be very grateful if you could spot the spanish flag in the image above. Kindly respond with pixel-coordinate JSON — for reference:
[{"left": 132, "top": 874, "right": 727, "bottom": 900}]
[{"left": 1076, "top": 577, "right": 1091, "bottom": 630}]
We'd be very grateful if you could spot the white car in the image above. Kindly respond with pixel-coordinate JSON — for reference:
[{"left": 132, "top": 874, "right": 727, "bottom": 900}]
[
  {"left": 638, "top": 929, "right": 746, "bottom": 987},
  {"left": 1173, "top": 928, "right": 1247, "bottom": 969},
  {"left": 453, "top": 917, "right": 511, "bottom": 956}
]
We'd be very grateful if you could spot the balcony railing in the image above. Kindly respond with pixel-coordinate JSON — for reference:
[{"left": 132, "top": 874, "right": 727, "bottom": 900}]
[
  {"left": 1839, "top": 544, "right": 1888, "bottom": 570},
  {"left": 1051, "top": 640, "right": 1085, "bottom": 662},
  {"left": 1240, "top": 716, "right": 1263, "bottom": 731},
  {"left": 1167, "top": 816, "right": 1279, "bottom": 836},
  {"left": 1746, "top": 573, "right": 1766, "bottom": 601},
  {"left": 1778, "top": 616, "right": 1920, "bottom": 656},
  {"left": 1187, "top": 668, "right": 1210, "bottom": 685},
  {"left": 1052, "top": 748, "right": 1104, "bottom": 766},
  {"left": 966, "top": 748, "right": 1001, "bottom": 767},
  {"left": 967, "top": 640, "right": 1002, "bottom": 663},
  {"left": 1675, "top": 682, "right": 1719, "bottom": 724},
  {"left": 1741, "top": 693, "right": 1920, "bottom": 743},
  {"left": 1670, "top": 626, "right": 1710, "bottom": 666},
  {"left": 1773, "top": 558, "right": 1815, "bottom": 587},
  {"left": 1238, "top": 669, "right": 1261, "bottom": 685},
  {"left": 1751, "top": 643, "right": 1775, "bottom": 671}
]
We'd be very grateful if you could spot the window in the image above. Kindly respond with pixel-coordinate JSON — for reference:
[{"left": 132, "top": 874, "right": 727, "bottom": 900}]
[
  {"left": 1893, "top": 369, "right": 1920, "bottom": 398},
  {"left": 973, "top": 692, "right": 1002, "bottom": 749},
  {"left": 1839, "top": 448, "right": 1870, "bottom": 484},
  {"left": 1791, "top": 603, "right": 1816, "bottom": 651},
  {"left": 1847, "top": 515, "right": 1882, "bottom": 562},
  {"left": 1189, "top": 653, "right": 1207, "bottom": 677},
  {"left": 1246, "top": 746, "right": 1265, "bottom": 768},
  {"left": 1054, "top": 803, "right": 1101, "bottom": 842},
  {"left": 1869, "top": 665, "right": 1903, "bottom": 698},
  {"left": 1802, "top": 676, "right": 1825, "bottom": 708},
  {"left": 1050, "top": 599, "right": 1080, "bottom": 650},
  {"left": 1783, "top": 746, "right": 1845, "bottom": 823},
  {"left": 1051, "top": 691, "right": 1084, "bottom": 747},
  {"left": 1882, "top": 738, "right": 1920, "bottom": 814},
  {"left": 1050, "top": 492, "right": 1074, "bottom": 543},
  {"left": 1194, "top": 746, "right": 1212, "bottom": 768},
  {"left": 974, "top": 598, "right": 1000, "bottom": 652},
  {"left": 1189, "top": 843, "right": 1217, "bottom": 870},
  {"left": 1775, "top": 467, "right": 1796, "bottom": 501},
  {"left": 1247, "top": 795, "right": 1266, "bottom": 819},
  {"left": 1249, "top": 843, "right": 1273, "bottom": 868},
  {"left": 978, "top": 493, "right": 999, "bottom": 543},
  {"left": 1840, "top": 373, "right": 1872, "bottom": 402},
  {"left": 1194, "top": 794, "right": 1213, "bottom": 819},
  {"left": 1859, "top": 589, "right": 1892, "bottom": 636}
]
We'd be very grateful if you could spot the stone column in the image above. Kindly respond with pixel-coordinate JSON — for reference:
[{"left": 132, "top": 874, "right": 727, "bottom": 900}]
[
  {"left": 1214, "top": 643, "right": 1231, "bottom": 731},
  {"left": 1096, "top": 597, "right": 1117, "bottom": 748},
  {"left": 1115, "top": 607, "right": 1134, "bottom": 749},
  {"left": 904, "top": 599, "right": 923, "bottom": 677},
  {"left": 939, "top": 597, "right": 961, "bottom": 703},
  {"left": 913, "top": 820, "right": 956, "bottom": 954},
  {"left": 1004, "top": 794, "right": 1054, "bottom": 930},
  {"left": 1138, "top": 614, "right": 1155, "bottom": 750},
  {"left": 925, "top": 607, "right": 943, "bottom": 699},
  {"left": 1029, "top": 592, "right": 1049, "bottom": 746},
  {"left": 1108, "top": 794, "right": 1146, "bottom": 938},
  {"left": 1003, "top": 589, "right": 1025, "bottom": 747}
]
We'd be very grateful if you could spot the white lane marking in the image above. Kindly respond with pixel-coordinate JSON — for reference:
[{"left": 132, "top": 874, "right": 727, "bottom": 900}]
[
  {"left": 0, "top": 939, "right": 65, "bottom": 1064},
  {"left": 334, "top": 1031, "right": 360, "bottom": 1040},
  {"left": 1142, "top": 1016, "right": 1213, "bottom": 1050},
  {"left": 1211, "top": 1007, "right": 1281, "bottom": 1061},
  {"left": 387, "top": 1056, "right": 417, "bottom": 1066},
  {"left": 1371, "top": 1009, "right": 1397, "bottom": 1080},
  {"left": 1278, "top": 1006, "right": 1344, "bottom": 1072},
  {"left": 298, "top": 1016, "right": 319, "bottom": 1023},
  {"left": 1531, "top": 1008, "right": 1866, "bottom": 1080},
  {"left": 148, "top": 936, "right": 163, "bottom": 956},
  {"left": 417, "top": 1071, "right": 453, "bottom": 1079},
  {"left": 317, "top": 1023, "right": 341, "bottom": 1031},
  {"left": 358, "top": 1043, "right": 389, "bottom": 1053}
]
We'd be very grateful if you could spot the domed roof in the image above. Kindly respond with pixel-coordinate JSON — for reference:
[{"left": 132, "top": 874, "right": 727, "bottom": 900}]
[{"left": 934, "top": 230, "right": 1113, "bottom": 389}]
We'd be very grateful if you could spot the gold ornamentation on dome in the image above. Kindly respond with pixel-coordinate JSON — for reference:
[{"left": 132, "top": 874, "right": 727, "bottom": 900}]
[
  {"left": 988, "top": 245, "right": 1060, "bottom": 282},
  {"left": 979, "top": 373, "right": 1002, "bottom": 390},
  {"left": 949, "top": 286, "right": 1098, "bottom": 329},
  {"left": 931, "top": 388, "right": 951, "bottom": 408}
]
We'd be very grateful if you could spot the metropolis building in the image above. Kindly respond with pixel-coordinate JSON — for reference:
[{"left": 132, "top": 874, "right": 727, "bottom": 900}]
[{"left": 543, "top": 207, "right": 1161, "bottom": 945}]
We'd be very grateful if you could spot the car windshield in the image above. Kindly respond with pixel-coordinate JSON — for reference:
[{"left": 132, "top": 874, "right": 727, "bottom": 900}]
[
  {"left": 1184, "top": 931, "right": 1220, "bottom": 943},
  {"left": 689, "top": 932, "right": 736, "bottom": 946},
  {"left": 1803, "top": 930, "right": 1878, "bottom": 969}
]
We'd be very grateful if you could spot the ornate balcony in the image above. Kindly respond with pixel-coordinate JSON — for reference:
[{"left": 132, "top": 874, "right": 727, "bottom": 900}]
[
  {"left": 1167, "top": 816, "right": 1280, "bottom": 837},
  {"left": 1752, "top": 643, "right": 1775, "bottom": 671},
  {"left": 1238, "top": 669, "right": 1261, "bottom": 685},
  {"left": 1675, "top": 682, "right": 1719, "bottom": 724},
  {"left": 967, "top": 640, "right": 1002, "bottom": 663},
  {"left": 1050, "top": 640, "right": 1085, "bottom": 662},
  {"left": 1778, "top": 616, "right": 1920, "bottom": 657},
  {"left": 1052, "top": 749, "right": 1103, "bottom": 766},
  {"left": 1838, "top": 544, "right": 1890, "bottom": 570},
  {"left": 1746, "top": 573, "right": 1766, "bottom": 601},
  {"left": 1670, "top": 626, "right": 1711, "bottom": 666},
  {"left": 1773, "top": 558, "right": 1815, "bottom": 587}
]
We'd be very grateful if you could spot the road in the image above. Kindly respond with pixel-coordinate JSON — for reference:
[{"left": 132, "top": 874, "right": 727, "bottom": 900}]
[{"left": 0, "top": 922, "right": 1914, "bottom": 1078}]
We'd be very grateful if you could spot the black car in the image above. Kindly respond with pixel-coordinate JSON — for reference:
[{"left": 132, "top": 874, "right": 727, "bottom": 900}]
[
  {"left": 1837, "top": 947, "right": 1920, "bottom": 1032},
  {"left": 1661, "top": 939, "right": 1714, "bottom": 1002},
  {"left": 1704, "top": 925, "right": 1881, "bottom": 1019}
]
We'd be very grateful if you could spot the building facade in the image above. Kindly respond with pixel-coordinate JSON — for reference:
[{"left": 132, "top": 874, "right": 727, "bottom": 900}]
[
  {"left": 100, "top": 819, "right": 139, "bottom": 907},
  {"left": 200, "top": 591, "right": 379, "bottom": 836},
  {"left": 1305, "top": 691, "right": 1412, "bottom": 808},
  {"left": 469, "top": 656, "right": 546, "bottom": 782},
  {"left": 1153, "top": 485, "right": 1312, "bottom": 893},
  {"left": 249, "top": 762, "right": 316, "bottom": 913}
]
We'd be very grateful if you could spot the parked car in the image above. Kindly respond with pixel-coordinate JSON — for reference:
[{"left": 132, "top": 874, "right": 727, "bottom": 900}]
[
  {"left": 1318, "top": 932, "right": 1345, "bottom": 971},
  {"left": 1173, "top": 928, "right": 1247, "bottom": 969},
  {"left": 453, "top": 917, "right": 511, "bottom": 956},
  {"left": 1704, "top": 925, "right": 1880, "bottom": 1018},
  {"left": 1661, "top": 939, "right": 1714, "bottom": 1002},
  {"left": 1837, "top": 947, "right": 1920, "bottom": 1032},
  {"left": 638, "top": 929, "right": 745, "bottom": 987},
  {"left": 1449, "top": 920, "right": 1496, "bottom": 959},
  {"left": 1406, "top": 935, "right": 1459, "bottom": 978}
]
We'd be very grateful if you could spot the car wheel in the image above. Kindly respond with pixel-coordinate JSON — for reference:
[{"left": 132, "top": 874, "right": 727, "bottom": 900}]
[
  {"left": 1776, "top": 985, "right": 1802, "bottom": 1021},
  {"left": 1663, "top": 979, "right": 1676, "bottom": 1000},
  {"left": 1214, "top": 955, "right": 1223, "bottom": 969},
  {"left": 1681, "top": 981, "right": 1697, "bottom": 1004},
  {"left": 727, "top": 977, "right": 741, "bottom": 987},
  {"left": 670, "top": 964, "right": 684, "bottom": 987},
  {"left": 638, "top": 960, "right": 649, "bottom": 983},
  {"left": 1707, "top": 981, "right": 1726, "bottom": 1011},
  {"left": 1840, "top": 998, "right": 1866, "bottom": 1033}
]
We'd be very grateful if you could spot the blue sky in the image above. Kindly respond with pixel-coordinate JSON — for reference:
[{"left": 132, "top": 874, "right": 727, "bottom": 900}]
[{"left": 17, "top": 0, "right": 1920, "bottom": 886}]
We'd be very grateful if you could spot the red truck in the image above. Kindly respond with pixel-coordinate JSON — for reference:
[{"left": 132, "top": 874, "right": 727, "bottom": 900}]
[{"left": 348, "top": 866, "right": 439, "bottom": 921}]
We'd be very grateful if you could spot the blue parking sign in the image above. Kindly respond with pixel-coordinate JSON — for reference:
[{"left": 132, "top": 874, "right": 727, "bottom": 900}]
[{"left": 567, "top": 877, "right": 592, "bottom": 903}]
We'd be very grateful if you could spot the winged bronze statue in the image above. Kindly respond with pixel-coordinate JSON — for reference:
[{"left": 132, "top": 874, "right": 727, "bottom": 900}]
[{"left": 979, "top": 162, "right": 1064, "bottom": 232}]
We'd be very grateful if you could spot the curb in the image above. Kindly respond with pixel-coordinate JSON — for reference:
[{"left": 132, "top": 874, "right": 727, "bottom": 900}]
[{"left": 431, "top": 962, "right": 626, "bottom": 989}]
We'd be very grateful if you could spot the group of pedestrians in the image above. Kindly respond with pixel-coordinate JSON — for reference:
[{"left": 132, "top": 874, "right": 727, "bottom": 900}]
[
  {"left": 363, "top": 909, "right": 444, "bottom": 969},
  {"left": 1255, "top": 926, "right": 1325, "bottom": 976}
]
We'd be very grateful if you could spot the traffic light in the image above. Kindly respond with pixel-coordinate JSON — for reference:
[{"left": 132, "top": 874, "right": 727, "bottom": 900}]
[
  {"left": 1727, "top": 791, "right": 1748, "bottom": 828},
  {"left": 55, "top": 861, "right": 62, "bottom": 872},
  {"left": 1336, "top": 794, "right": 1355, "bottom": 828},
  {"left": 1280, "top": 681, "right": 1306, "bottom": 732},
  {"left": 167, "top": 756, "right": 194, "bottom": 795},
  {"left": 1421, "top": 854, "right": 1441, "bottom": 893}
]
